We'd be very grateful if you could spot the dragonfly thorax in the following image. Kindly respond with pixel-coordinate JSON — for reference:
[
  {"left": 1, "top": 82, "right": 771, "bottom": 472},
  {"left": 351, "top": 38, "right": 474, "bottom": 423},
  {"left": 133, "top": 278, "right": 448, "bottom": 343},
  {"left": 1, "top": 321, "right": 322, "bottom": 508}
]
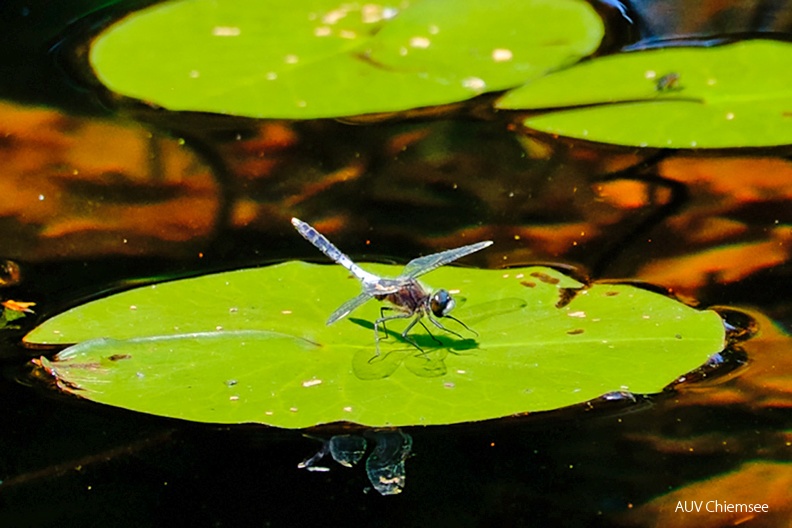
[
  {"left": 374, "top": 278, "right": 427, "bottom": 313},
  {"left": 429, "top": 289, "right": 455, "bottom": 317}
]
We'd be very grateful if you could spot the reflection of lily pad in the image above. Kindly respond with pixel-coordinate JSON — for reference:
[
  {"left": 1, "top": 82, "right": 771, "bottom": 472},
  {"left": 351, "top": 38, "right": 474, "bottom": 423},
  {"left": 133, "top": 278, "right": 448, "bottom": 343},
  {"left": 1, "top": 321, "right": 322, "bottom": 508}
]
[
  {"left": 88, "top": 0, "right": 603, "bottom": 118},
  {"left": 497, "top": 40, "right": 792, "bottom": 148},
  {"left": 29, "top": 262, "right": 725, "bottom": 428}
]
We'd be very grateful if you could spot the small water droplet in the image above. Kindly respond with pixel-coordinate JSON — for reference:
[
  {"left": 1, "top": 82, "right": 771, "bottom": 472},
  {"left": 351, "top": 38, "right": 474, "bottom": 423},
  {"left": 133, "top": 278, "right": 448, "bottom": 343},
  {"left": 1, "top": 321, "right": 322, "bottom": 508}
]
[
  {"left": 409, "top": 36, "right": 431, "bottom": 48},
  {"left": 462, "top": 77, "right": 486, "bottom": 92},
  {"left": 492, "top": 48, "right": 513, "bottom": 62},
  {"left": 212, "top": 26, "right": 241, "bottom": 37},
  {"left": 382, "top": 7, "right": 398, "bottom": 19}
]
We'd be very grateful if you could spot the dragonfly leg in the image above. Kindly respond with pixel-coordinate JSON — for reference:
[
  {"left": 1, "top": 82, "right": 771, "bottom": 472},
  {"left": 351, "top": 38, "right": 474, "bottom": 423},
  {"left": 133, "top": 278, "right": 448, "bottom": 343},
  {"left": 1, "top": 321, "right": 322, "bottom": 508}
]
[
  {"left": 442, "top": 314, "right": 479, "bottom": 337},
  {"left": 379, "top": 306, "right": 398, "bottom": 338},
  {"left": 417, "top": 319, "right": 443, "bottom": 348},
  {"left": 427, "top": 314, "right": 465, "bottom": 339},
  {"left": 374, "top": 312, "right": 415, "bottom": 356},
  {"left": 397, "top": 315, "right": 428, "bottom": 353}
]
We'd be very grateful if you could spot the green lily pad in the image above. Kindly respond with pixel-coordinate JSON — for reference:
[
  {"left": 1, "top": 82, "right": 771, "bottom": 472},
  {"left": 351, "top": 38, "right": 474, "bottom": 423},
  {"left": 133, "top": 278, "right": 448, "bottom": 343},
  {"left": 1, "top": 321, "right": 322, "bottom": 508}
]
[
  {"left": 88, "top": 0, "right": 603, "bottom": 119},
  {"left": 496, "top": 39, "right": 792, "bottom": 148},
  {"left": 29, "top": 262, "right": 725, "bottom": 428}
]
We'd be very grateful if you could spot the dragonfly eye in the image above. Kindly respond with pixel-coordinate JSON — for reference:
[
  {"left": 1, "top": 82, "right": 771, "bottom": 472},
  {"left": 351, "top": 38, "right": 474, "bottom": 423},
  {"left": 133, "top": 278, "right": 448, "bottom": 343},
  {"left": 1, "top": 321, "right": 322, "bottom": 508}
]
[{"left": 430, "top": 289, "right": 455, "bottom": 317}]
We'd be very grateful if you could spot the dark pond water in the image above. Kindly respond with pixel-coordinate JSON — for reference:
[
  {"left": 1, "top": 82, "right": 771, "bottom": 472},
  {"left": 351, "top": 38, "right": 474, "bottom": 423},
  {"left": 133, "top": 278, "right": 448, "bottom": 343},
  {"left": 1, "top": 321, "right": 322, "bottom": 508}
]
[{"left": 2, "top": 1, "right": 792, "bottom": 527}]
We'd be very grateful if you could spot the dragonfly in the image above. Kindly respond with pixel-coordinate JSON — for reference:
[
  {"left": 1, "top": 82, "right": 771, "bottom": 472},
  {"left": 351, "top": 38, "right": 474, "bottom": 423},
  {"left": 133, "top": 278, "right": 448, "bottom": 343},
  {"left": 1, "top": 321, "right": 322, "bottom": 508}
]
[{"left": 291, "top": 218, "right": 493, "bottom": 354}]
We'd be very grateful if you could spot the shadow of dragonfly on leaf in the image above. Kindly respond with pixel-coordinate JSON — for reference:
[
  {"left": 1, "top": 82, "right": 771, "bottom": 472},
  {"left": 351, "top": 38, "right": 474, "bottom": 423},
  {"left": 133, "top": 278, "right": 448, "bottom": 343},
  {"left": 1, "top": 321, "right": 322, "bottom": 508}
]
[
  {"left": 348, "top": 297, "right": 526, "bottom": 380},
  {"left": 348, "top": 317, "right": 476, "bottom": 380}
]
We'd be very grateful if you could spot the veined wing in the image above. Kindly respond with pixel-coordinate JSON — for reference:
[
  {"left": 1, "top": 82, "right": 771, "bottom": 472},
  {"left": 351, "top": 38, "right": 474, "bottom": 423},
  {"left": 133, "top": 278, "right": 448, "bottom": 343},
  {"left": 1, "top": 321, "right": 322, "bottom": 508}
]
[
  {"left": 292, "top": 218, "right": 379, "bottom": 285},
  {"left": 326, "top": 292, "right": 373, "bottom": 325},
  {"left": 361, "top": 277, "right": 402, "bottom": 296},
  {"left": 401, "top": 240, "right": 493, "bottom": 279}
]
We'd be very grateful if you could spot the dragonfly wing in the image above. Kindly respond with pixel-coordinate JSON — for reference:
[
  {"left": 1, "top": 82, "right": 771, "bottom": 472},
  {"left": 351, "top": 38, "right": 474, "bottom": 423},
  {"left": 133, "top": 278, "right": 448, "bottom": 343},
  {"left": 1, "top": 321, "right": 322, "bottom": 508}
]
[
  {"left": 402, "top": 240, "right": 493, "bottom": 278},
  {"left": 362, "top": 279, "right": 401, "bottom": 296},
  {"left": 326, "top": 292, "right": 373, "bottom": 325}
]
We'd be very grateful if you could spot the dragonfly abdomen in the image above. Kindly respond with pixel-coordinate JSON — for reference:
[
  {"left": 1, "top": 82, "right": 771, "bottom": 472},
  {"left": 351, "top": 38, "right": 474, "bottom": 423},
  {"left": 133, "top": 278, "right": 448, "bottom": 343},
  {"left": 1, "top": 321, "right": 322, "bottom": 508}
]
[{"left": 291, "top": 218, "right": 378, "bottom": 284}]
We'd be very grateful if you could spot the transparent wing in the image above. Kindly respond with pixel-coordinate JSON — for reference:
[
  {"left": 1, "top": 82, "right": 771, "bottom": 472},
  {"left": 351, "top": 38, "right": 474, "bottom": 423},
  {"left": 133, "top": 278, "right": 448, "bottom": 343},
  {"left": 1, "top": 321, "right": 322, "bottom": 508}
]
[
  {"left": 361, "top": 278, "right": 402, "bottom": 296},
  {"left": 326, "top": 292, "right": 373, "bottom": 325},
  {"left": 401, "top": 241, "right": 493, "bottom": 279}
]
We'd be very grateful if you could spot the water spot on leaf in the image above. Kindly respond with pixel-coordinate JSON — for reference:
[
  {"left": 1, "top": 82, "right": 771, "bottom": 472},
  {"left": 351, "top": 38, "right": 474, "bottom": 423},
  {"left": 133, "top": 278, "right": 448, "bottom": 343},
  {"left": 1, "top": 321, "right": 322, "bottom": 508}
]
[
  {"left": 211, "top": 26, "right": 241, "bottom": 37},
  {"left": 462, "top": 77, "right": 486, "bottom": 92},
  {"left": 409, "top": 36, "right": 430, "bottom": 48},
  {"left": 555, "top": 288, "right": 578, "bottom": 308},
  {"left": 530, "top": 271, "right": 560, "bottom": 285}
]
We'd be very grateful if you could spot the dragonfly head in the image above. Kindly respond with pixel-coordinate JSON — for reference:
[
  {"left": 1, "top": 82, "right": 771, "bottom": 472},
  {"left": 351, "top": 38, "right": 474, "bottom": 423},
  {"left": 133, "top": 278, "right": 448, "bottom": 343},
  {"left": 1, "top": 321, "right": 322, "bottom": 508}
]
[{"left": 429, "top": 289, "right": 455, "bottom": 317}]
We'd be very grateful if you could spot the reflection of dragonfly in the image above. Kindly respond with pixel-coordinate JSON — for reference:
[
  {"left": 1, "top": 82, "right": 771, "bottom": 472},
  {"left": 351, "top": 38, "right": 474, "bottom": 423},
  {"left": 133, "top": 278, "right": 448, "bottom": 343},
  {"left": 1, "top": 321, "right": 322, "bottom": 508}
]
[{"left": 291, "top": 218, "right": 493, "bottom": 354}]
